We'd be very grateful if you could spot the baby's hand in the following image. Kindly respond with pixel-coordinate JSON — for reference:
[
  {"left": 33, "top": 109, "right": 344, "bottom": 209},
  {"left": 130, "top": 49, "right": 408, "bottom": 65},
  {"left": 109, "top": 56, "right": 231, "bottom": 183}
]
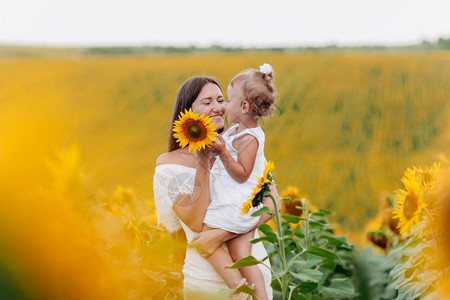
[{"left": 213, "top": 135, "right": 226, "bottom": 154}]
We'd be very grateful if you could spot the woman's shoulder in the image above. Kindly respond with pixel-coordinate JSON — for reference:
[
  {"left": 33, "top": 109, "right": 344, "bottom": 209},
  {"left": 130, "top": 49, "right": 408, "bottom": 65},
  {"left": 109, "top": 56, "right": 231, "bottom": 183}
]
[
  {"left": 155, "top": 149, "right": 196, "bottom": 168},
  {"left": 156, "top": 152, "right": 175, "bottom": 166}
]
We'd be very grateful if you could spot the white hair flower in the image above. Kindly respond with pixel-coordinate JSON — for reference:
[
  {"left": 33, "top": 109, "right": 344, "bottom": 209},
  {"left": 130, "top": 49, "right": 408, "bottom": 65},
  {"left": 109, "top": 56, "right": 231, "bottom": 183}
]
[{"left": 259, "top": 63, "right": 273, "bottom": 75}]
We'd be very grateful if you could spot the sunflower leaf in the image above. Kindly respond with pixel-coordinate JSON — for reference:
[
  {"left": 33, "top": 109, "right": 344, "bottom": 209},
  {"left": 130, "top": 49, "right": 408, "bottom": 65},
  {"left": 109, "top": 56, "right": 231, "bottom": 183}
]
[
  {"left": 251, "top": 207, "right": 272, "bottom": 217},
  {"left": 290, "top": 269, "right": 323, "bottom": 283},
  {"left": 297, "top": 282, "right": 319, "bottom": 294},
  {"left": 281, "top": 215, "right": 301, "bottom": 224},
  {"left": 226, "top": 256, "right": 262, "bottom": 269},
  {"left": 258, "top": 223, "right": 277, "bottom": 237},
  {"left": 318, "top": 278, "right": 355, "bottom": 298},
  {"left": 306, "top": 245, "right": 339, "bottom": 261},
  {"left": 250, "top": 236, "right": 278, "bottom": 244},
  {"left": 281, "top": 197, "right": 291, "bottom": 203}
]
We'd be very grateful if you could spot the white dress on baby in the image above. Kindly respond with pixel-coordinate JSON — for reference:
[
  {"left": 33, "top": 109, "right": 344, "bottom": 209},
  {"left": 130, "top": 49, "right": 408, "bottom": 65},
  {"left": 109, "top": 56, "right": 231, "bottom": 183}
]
[
  {"left": 153, "top": 163, "right": 272, "bottom": 299},
  {"left": 203, "top": 123, "right": 266, "bottom": 234}
]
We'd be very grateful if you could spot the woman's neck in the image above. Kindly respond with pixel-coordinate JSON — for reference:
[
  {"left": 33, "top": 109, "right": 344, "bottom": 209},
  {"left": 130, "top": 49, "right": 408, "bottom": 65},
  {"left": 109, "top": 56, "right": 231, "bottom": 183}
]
[{"left": 170, "top": 147, "right": 196, "bottom": 167}]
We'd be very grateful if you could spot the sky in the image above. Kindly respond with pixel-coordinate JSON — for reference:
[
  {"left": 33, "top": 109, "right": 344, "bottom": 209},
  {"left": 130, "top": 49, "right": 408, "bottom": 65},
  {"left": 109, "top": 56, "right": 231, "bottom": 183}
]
[{"left": 1, "top": 0, "right": 449, "bottom": 47}]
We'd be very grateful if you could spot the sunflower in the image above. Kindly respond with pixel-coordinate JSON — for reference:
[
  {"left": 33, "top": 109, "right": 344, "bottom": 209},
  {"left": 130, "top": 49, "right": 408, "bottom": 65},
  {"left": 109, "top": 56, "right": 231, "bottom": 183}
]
[
  {"left": 241, "top": 197, "right": 255, "bottom": 215},
  {"left": 404, "top": 163, "right": 441, "bottom": 192},
  {"left": 241, "top": 160, "right": 275, "bottom": 214},
  {"left": 367, "top": 231, "right": 390, "bottom": 252},
  {"left": 418, "top": 162, "right": 441, "bottom": 191},
  {"left": 280, "top": 186, "right": 304, "bottom": 216},
  {"left": 262, "top": 160, "right": 275, "bottom": 182},
  {"left": 172, "top": 108, "right": 217, "bottom": 152},
  {"left": 241, "top": 180, "right": 264, "bottom": 215},
  {"left": 393, "top": 173, "right": 426, "bottom": 235}
]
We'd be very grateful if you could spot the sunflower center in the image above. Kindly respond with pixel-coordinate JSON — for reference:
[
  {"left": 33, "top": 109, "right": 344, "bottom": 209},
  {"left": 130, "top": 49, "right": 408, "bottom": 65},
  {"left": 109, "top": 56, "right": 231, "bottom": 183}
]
[
  {"left": 403, "top": 193, "right": 419, "bottom": 220},
  {"left": 185, "top": 120, "right": 207, "bottom": 141}
]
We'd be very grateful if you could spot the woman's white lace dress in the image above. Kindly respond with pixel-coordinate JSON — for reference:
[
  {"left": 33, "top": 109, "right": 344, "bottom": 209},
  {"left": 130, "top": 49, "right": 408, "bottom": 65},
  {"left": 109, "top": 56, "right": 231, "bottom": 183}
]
[{"left": 153, "top": 164, "right": 273, "bottom": 298}]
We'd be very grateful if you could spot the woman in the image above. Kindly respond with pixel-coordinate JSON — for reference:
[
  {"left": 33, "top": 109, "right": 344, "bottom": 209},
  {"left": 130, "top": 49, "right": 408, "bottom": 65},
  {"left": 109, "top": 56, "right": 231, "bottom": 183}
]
[{"left": 153, "top": 76, "right": 279, "bottom": 299}]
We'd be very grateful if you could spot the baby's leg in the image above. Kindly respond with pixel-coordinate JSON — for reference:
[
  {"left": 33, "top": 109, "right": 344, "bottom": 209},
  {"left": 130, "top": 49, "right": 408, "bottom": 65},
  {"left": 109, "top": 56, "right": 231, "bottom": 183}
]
[
  {"left": 201, "top": 225, "right": 243, "bottom": 289},
  {"left": 228, "top": 230, "right": 268, "bottom": 300}
]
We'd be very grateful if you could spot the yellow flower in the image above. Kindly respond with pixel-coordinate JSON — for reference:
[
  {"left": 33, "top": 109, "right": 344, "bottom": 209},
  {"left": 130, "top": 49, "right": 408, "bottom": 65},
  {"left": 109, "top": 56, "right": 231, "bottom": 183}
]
[
  {"left": 126, "top": 220, "right": 142, "bottom": 249},
  {"left": 404, "top": 163, "right": 441, "bottom": 191},
  {"left": 242, "top": 182, "right": 265, "bottom": 214},
  {"left": 382, "top": 207, "right": 400, "bottom": 236},
  {"left": 366, "top": 231, "right": 390, "bottom": 254},
  {"left": 172, "top": 108, "right": 217, "bottom": 152},
  {"left": 262, "top": 160, "right": 275, "bottom": 182},
  {"left": 241, "top": 160, "right": 275, "bottom": 214},
  {"left": 280, "top": 186, "right": 304, "bottom": 216},
  {"left": 241, "top": 197, "right": 255, "bottom": 215},
  {"left": 418, "top": 162, "right": 441, "bottom": 191},
  {"left": 393, "top": 172, "right": 426, "bottom": 235}
]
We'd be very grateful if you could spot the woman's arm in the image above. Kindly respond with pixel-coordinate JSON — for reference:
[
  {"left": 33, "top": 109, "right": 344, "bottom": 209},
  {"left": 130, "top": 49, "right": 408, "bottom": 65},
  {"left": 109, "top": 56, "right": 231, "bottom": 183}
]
[{"left": 172, "top": 150, "right": 212, "bottom": 232}]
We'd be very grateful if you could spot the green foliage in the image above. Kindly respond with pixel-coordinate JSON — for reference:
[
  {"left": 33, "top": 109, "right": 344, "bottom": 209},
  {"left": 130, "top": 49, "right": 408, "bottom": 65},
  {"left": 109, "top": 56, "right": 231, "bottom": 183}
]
[
  {"left": 230, "top": 193, "right": 357, "bottom": 299},
  {"left": 437, "top": 37, "right": 450, "bottom": 49},
  {"left": 359, "top": 162, "right": 449, "bottom": 299},
  {"left": 356, "top": 226, "right": 449, "bottom": 299},
  {"left": 353, "top": 247, "right": 398, "bottom": 300}
]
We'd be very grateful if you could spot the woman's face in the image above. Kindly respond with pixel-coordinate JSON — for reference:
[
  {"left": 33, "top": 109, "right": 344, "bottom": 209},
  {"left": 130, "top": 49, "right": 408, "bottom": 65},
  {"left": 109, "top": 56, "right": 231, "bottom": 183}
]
[{"left": 191, "top": 83, "right": 226, "bottom": 130}]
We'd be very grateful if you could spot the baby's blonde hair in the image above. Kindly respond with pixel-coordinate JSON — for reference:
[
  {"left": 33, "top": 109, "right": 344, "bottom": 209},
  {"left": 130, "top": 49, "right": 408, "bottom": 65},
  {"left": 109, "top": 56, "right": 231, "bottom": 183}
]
[{"left": 230, "top": 68, "right": 276, "bottom": 118}]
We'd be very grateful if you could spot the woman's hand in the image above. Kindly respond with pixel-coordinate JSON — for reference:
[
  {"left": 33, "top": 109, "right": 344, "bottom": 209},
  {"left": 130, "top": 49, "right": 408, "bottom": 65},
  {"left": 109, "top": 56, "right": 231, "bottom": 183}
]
[
  {"left": 189, "top": 229, "right": 237, "bottom": 258},
  {"left": 196, "top": 145, "right": 217, "bottom": 162}
]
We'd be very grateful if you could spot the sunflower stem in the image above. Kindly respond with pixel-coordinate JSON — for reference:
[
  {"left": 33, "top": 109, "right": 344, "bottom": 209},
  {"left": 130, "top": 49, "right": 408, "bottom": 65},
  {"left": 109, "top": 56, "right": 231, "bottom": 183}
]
[
  {"left": 301, "top": 199, "right": 310, "bottom": 250},
  {"left": 268, "top": 193, "right": 289, "bottom": 300}
]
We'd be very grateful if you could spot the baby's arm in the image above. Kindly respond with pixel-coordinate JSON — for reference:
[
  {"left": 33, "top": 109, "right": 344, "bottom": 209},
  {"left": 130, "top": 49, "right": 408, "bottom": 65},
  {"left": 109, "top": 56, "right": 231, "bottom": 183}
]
[{"left": 214, "top": 134, "right": 258, "bottom": 183}]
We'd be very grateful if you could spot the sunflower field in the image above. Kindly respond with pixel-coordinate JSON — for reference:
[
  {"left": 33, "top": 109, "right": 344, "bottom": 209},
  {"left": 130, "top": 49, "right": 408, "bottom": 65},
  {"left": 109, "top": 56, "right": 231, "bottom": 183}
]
[{"left": 1, "top": 50, "right": 450, "bottom": 299}]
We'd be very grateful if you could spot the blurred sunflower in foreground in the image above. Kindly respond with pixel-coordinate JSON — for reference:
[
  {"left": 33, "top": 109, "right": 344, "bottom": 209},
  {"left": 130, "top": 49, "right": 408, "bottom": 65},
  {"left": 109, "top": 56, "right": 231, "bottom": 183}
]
[
  {"left": 365, "top": 160, "right": 450, "bottom": 299},
  {"left": 392, "top": 172, "right": 426, "bottom": 236},
  {"left": 0, "top": 144, "right": 183, "bottom": 299}
]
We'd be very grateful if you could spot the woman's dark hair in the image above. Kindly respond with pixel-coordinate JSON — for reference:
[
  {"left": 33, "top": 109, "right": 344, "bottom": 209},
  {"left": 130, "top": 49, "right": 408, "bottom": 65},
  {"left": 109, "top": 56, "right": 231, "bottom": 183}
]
[{"left": 168, "top": 76, "right": 222, "bottom": 152}]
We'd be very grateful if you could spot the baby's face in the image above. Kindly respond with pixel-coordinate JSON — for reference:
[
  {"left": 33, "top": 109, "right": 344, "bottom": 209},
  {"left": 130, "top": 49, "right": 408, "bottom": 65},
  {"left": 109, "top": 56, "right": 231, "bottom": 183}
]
[{"left": 226, "top": 84, "right": 243, "bottom": 124}]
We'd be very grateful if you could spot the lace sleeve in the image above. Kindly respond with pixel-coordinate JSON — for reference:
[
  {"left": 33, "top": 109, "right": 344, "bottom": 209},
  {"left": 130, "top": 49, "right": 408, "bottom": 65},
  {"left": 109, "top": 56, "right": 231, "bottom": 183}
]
[{"left": 153, "top": 167, "right": 183, "bottom": 233}]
